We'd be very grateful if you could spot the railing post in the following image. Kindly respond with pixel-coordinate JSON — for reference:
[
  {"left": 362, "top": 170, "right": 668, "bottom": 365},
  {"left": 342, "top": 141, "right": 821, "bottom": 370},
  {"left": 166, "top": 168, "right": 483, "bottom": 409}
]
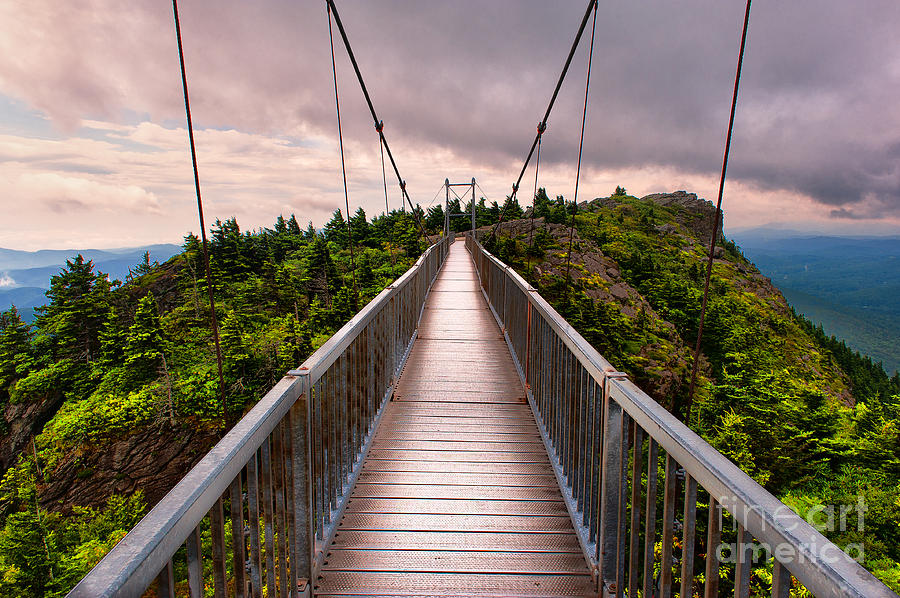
[
  {"left": 599, "top": 372, "right": 628, "bottom": 595},
  {"left": 290, "top": 380, "right": 313, "bottom": 597}
]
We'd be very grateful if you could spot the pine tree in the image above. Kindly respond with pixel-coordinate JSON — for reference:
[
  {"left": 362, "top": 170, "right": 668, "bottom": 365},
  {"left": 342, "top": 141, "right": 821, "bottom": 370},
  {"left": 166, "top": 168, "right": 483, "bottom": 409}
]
[
  {"left": 209, "top": 217, "right": 246, "bottom": 282},
  {"left": 0, "top": 307, "right": 32, "bottom": 404},
  {"left": 323, "top": 210, "right": 348, "bottom": 249},
  {"left": 426, "top": 204, "right": 445, "bottom": 233},
  {"left": 301, "top": 236, "right": 338, "bottom": 303},
  {"left": 533, "top": 188, "right": 551, "bottom": 219},
  {"left": 36, "top": 255, "right": 112, "bottom": 364},
  {"left": 124, "top": 293, "right": 165, "bottom": 381},
  {"left": 350, "top": 207, "right": 369, "bottom": 246},
  {"left": 127, "top": 251, "right": 156, "bottom": 282},
  {"left": 304, "top": 221, "right": 317, "bottom": 241}
]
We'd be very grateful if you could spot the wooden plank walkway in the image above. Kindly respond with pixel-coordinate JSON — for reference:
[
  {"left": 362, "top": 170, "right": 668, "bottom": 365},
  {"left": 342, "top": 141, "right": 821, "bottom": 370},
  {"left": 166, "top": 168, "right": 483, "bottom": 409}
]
[{"left": 315, "top": 242, "right": 594, "bottom": 597}]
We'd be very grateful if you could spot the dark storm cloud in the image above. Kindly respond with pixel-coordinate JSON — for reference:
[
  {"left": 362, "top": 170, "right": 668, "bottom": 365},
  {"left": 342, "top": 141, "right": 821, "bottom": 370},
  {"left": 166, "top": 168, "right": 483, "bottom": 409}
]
[
  {"left": 284, "top": 0, "right": 900, "bottom": 216},
  {"left": 4, "top": 1, "right": 899, "bottom": 218}
]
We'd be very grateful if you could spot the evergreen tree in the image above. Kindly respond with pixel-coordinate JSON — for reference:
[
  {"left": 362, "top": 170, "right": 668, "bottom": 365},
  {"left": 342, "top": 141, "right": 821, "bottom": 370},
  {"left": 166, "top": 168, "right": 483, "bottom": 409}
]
[
  {"left": 301, "top": 236, "right": 338, "bottom": 303},
  {"left": 124, "top": 293, "right": 165, "bottom": 382},
  {"left": 350, "top": 207, "right": 370, "bottom": 246},
  {"left": 127, "top": 251, "right": 156, "bottom": 282},
  {"left": 36, "top": 255, "right": 112, "bottom": 364},
  {"left": 0, "top": 307, "right": 32, "bottom": 404},
  {"left": 286, "top": 214, "right": 302, "bottom": 236},
  {"left": 97, "top": 307, "right": 126, "bottom": 369},
  {"left": 532, "top": 188, "right": 552, "bottom": 219},
  {"left": 323, "top": 210, "right": 348, "bottom": 249},
  {"left": 209, "top": 217, "right": 246, "bottom": 282},
  {"left": 425, "top": 204, "right": 445, "bottom": 233}
]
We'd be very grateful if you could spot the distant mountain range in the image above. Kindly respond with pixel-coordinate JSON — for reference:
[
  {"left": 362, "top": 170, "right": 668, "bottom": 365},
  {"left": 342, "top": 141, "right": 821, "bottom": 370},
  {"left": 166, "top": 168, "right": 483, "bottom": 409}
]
[
  {"left": 0, "top": 244, "right": 181, "bottom": 321},
  {"left": 2, "top": 233, "right": 898, "bottom": 375},
  {"left": 730, "top": 230, "right": 900, "bottom": 375}
]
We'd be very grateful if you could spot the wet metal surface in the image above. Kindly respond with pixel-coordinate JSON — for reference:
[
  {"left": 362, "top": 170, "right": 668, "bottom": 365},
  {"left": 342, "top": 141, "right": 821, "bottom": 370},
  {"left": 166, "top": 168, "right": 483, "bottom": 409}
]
[{"left": 318, "top": 243, "right": 594, "bottom": 596}]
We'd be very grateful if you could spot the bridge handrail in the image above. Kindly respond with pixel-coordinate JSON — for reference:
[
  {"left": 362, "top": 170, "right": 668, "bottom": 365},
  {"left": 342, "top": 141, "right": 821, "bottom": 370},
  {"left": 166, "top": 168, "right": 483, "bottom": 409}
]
[
  {"left": 466, "top": 233, "right": 895, "bottom": 598},
  {"left": 68, "top": 236, "right": 452, "bottom": 598}
]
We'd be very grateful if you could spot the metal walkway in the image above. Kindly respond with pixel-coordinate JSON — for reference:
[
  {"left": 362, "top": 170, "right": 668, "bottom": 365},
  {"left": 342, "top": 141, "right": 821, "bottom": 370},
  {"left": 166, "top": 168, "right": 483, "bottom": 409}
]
[{"left": 316, "top": 243, "right": 594, "bottom": 596}]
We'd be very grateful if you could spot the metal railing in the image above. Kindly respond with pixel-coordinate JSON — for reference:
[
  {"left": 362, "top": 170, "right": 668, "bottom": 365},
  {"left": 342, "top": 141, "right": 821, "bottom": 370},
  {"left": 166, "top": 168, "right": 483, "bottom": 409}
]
[
  {"left": 466, "top": 233, "right": 896, "bottom": 598},
  {"left": 68, "top": 236, "right": 452, "bottom": 598}
]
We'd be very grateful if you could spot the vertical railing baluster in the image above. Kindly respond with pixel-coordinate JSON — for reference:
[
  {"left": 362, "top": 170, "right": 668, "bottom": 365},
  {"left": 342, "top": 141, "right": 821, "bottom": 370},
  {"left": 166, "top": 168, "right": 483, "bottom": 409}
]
[
  {"left": 553, "top": 337, "right": 562, "bottom": 461},
  {"left": 345, "top": 344, "right": 353, "bottom": 485},
  {"left": 642, "top": 439, "right": 659, "bottom": 598},
  {"left": 156, "top": 559, "right": 175, "bottom": 598},
  {"left": 328, "top": 362, "right": 338, "bottom": 515},
  {"left": 314, "top": 379, "right": 324, "bottom": 540},
  {"left": 272, "top": 423, "right": 288, "bottom": 598},
  {"left": 281, "top": 418, "right": 297, "bottom": 597},
  {"left": 566, "top": 350, "right": 576, "bottom": 487},
  {"left": 575, "top": 365, "right": 587, "bottom": 511},
  {"left": 772, "top": 560, "right": 791, "bottom": 598},
  {"left": 187, "top": 526, "right": 203, "bottom": 598},
  {"left": 248, "top": 451, "right": 263, "bottom": 598},
  {"left": 323, "top": 370, "right": 333, "bottom": 525},
  {"left": 680, "top": 474, "right": 698, "bottom": 598},
  {"left": 290, "top": 393, "right": 312, "bottom": 594},
  {"left": 230, "top": 476, "right": 246, "bottom": 598},
  {"left": 336, "top": 351, "right": 345, "bottom": 495},
  {"left": 704, "top": 495, "right": 721, "bottom": 598},
  {"left": 261, "top": 437, "right": 276, "bottom": 597},
  {"left": 734, "top": 524, "right": 752, "bottom": 598},
  {"left": 368, "top": 322, "right": 376, "bottom": 429},
  {"left": 615, "top": 413, "right": 629, "bottom": 598},
  {"left": 210, "top": 496, "right": 227, "bottom": 598},
  {"left": 589, "top": 379, "right": 601, "bottom": 544},
  {"left": 628, "top": 422, "right": 643, "bottom": 598},
  {"left": 660, "top": 454, "right": 679, "bottom": 598}
]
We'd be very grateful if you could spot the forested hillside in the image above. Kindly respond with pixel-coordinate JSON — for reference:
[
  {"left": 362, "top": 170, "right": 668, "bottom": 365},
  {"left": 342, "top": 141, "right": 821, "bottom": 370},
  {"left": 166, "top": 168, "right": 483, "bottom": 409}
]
[
  {"left": 0, "top": 208, "right": 424, "bottom": 596},
  {"left": 483, "top": 189, "right": 900, "bottom": 591},
  {"left": 0, "top": 189, "right": 898, "bottom": 595}
]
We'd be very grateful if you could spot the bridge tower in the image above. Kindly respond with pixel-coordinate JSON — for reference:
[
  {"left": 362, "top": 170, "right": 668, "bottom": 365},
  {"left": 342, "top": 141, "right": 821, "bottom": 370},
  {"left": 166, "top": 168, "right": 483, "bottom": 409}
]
[{"left": 444, "top": 177, "right": 477, "bottom": 237}]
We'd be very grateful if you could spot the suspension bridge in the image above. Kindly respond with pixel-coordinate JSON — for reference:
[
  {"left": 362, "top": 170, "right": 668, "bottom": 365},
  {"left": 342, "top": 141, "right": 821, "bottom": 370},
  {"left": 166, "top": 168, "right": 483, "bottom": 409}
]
[{"left": 66, "top": 0, "right": 897, "bottom": 596}]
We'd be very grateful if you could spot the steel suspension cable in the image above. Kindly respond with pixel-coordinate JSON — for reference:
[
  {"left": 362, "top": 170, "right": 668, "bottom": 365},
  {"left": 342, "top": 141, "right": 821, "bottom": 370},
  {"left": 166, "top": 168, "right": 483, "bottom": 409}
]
[
  {"left": 172, "top": 0, "right": 227, "bottom": 430},
  {"left": 562, "top": 1, "right": 598, "bottom": 313},
  {"left": 326, "top": 2, "right": 358, "bottom": 306},
  {"left": 325, "top": 0, "right": 428, "bottom": 243},
  {"left": 380, "top": 138, "right": 397, "bottom": 277},
  {"left": 683, "top": 0, "right": 753, "bottom": 422},
  {"left": 527, "top": 131, "right": 544, "bottom": 249},
  {"left": 487, "top": 0, "right": 598, "bottom": 243}
]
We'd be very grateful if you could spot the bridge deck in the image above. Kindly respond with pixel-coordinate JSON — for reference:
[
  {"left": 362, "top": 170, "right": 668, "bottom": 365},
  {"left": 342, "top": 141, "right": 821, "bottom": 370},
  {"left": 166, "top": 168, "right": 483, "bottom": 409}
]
[{"left": 315, "top": 242, "right": 594, "bottom": 597}]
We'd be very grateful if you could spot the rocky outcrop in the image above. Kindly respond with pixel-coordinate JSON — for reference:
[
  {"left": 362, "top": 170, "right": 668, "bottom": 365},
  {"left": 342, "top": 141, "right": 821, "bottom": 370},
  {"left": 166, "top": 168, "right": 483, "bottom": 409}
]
[
  {"left": 39, "top": 421, "right": 219, "bottom": 512},
  {"left": 640, "top": 191, "right": 722, "bottom": 243},
  {"left": 585, "top": 190, "right": 723, "bottom": 244},
  {"left": 1, "top": 394, "right": 66, "bottom": 474}
]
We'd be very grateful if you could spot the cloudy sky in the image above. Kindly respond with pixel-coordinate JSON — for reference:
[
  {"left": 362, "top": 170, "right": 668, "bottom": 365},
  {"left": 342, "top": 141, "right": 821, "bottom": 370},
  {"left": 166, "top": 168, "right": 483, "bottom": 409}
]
[{"left": 1, "top": 0, "right": 899, "bottom": 250}]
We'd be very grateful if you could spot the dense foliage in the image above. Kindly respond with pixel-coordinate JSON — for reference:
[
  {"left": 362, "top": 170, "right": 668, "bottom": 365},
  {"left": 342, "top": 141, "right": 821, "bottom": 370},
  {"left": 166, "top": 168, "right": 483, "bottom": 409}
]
[{"left": 0, "top": 208, "right": 426, "bottom": 596}]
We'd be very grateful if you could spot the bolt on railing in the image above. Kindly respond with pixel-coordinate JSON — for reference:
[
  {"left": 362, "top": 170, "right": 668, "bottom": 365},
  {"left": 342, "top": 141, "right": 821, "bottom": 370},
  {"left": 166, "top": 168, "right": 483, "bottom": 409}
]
[
  {"left": 67, "top": 236, "right": 452, "bottom": 598},
  {"left": 465, "top": 232, "right": 896, "bottom": 598}
]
